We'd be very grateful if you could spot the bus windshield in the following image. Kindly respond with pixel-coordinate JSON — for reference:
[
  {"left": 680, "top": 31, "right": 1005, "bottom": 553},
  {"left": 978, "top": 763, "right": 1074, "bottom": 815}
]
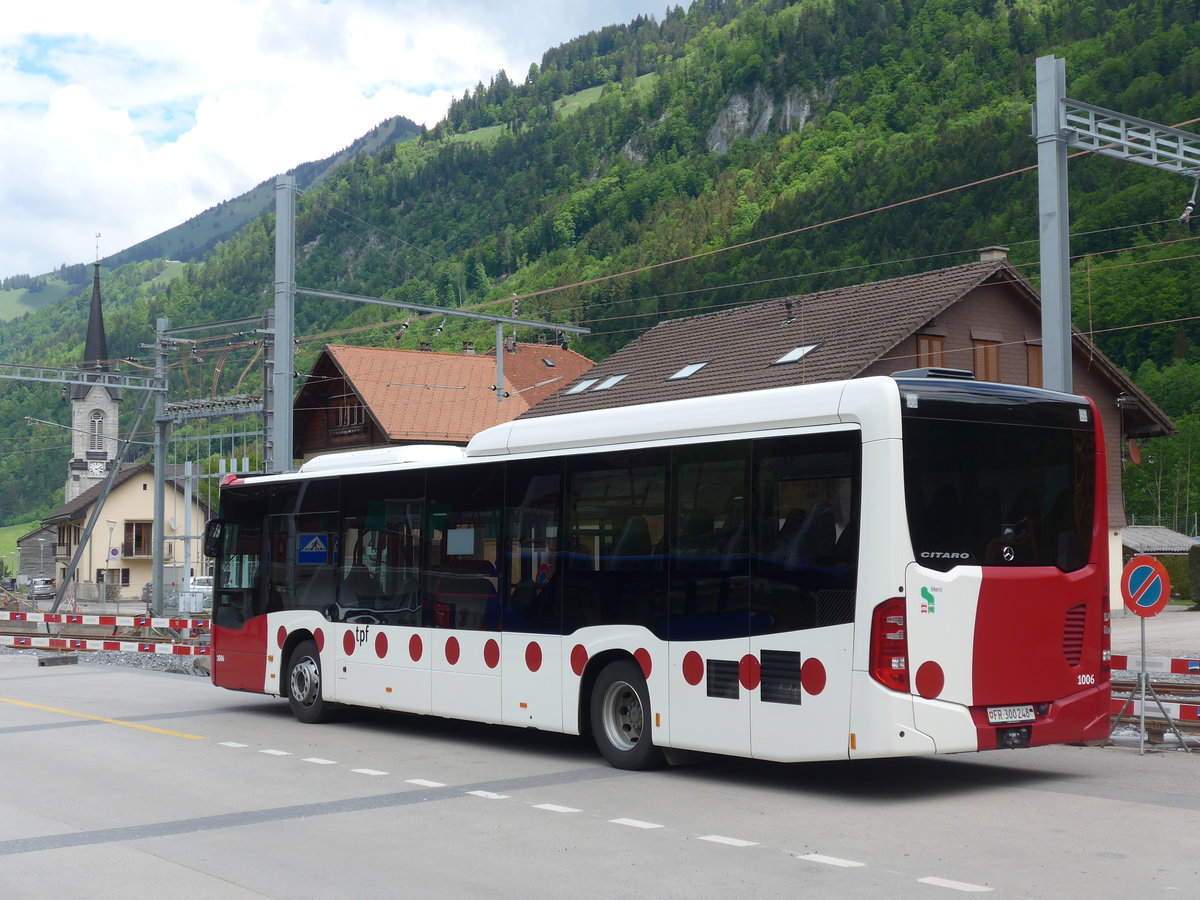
[{"left": 899, "top": 381, "right": 1095, "bottom": 572}]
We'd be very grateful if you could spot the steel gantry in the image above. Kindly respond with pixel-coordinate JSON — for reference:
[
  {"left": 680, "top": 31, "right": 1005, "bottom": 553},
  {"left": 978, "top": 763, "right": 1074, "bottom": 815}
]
[{"left": 1034, "top": 54, "right": 1200, "bottom": 393}]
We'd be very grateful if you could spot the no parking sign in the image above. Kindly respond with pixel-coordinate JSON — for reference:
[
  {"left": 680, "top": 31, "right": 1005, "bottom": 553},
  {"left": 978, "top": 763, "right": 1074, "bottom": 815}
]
[{"left": 1121, "top": 555, "right": 1172, "bottom": 618}]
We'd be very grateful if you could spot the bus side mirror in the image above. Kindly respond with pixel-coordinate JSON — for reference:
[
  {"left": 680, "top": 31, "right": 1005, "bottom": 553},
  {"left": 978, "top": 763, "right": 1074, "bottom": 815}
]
[{"left": 203, "top": 520, "right": 224, "bottom": 558}]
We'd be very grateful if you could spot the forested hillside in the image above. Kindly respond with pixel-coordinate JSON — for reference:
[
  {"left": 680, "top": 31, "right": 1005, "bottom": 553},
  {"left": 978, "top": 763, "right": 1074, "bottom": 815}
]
[{"left": 1, "top": 0, "right": 1198, "bottom": 531}]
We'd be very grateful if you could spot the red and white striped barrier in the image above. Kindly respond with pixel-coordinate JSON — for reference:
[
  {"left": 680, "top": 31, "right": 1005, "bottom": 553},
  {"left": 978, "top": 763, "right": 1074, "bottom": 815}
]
[
  {"left": 1111, "top": 654, "right": 1200, "bottom": 675},
  {"left": 1111, "top": 696, "right": 1200, "bottom": 723},
  {"left": 0, "top": 634, "right": 209, "bottom": 655},
  {"left": 0, "top": 611, "right": 210, "bottom": 630}
]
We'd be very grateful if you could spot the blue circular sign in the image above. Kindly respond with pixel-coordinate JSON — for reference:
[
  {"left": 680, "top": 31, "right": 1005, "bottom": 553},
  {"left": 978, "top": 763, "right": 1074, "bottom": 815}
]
[{"left": 1121, "top": 555, "right": 1171, "bottom": 618}]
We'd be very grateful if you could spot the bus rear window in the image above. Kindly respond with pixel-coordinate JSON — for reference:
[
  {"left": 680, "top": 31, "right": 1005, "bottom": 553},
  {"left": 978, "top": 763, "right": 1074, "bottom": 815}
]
[{"left": 902, "top": 419, "right": 1094, "bottom": 572}]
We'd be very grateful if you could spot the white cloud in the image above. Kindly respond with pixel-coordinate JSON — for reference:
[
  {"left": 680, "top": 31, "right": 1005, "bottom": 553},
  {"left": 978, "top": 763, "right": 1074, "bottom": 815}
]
[{"left": 0, "top": 0, "right": 664, "bottom": 278}]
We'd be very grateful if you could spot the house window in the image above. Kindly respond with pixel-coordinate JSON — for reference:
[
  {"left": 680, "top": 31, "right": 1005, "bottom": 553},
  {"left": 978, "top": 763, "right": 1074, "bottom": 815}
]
[
  {"left": 669, "top": 362, "right": 709, "bottom": 380},
  {"left": 773, "top": 345, "right": 819, "bottom": 365},
  {"left": 336, "top": 402, "right": 364, "bottom": 428},
  {"left": 96, "top": 568, "right": 131, "bottom": 585},
  {"left": 917, "top": 334, "right": 944, "bottom": 368},
  {"left": 123, "top": 522, "right": 153, "bottom": 557},
  {"left": 89, "top": 410, "right": 105, "bottom": 451},
  {"left": 593, "top": 373, "right": 629, "bottom": 390},
  {"left": 973, "top": 340, "right": 1000, "bottom": 382},
  {"left": 1026, "top": 344, "right": 1043, "bottom": 388}
]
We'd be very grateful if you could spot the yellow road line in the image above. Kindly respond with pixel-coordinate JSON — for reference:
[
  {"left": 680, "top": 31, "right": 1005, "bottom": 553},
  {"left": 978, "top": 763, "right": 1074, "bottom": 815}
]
[{"left": 0, "top": 697, "right": 206, "bottom": 740}]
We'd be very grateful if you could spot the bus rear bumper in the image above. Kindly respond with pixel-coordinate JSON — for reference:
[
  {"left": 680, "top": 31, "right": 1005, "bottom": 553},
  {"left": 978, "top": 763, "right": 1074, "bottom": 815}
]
[{"left": 971, "top": 683, "right": 1112, "bottom": 750}]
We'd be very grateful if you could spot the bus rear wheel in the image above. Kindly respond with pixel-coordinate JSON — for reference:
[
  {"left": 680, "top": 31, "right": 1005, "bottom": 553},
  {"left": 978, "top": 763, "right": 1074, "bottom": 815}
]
[
  {"left": 590, "top": 660, "right": 664, "bottom": 770},
  {"left": 286, "top": 639, "right": 335, "bottom": 724}
]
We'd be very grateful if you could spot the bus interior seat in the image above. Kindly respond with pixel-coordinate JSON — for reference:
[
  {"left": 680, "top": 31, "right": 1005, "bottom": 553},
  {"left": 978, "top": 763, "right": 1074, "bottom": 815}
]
[
  {"left": 787, "top": 500, "right": 835, "bottom": 563},
  {"left": 610, "top": 515, "right": 651, "bottom": 569}
]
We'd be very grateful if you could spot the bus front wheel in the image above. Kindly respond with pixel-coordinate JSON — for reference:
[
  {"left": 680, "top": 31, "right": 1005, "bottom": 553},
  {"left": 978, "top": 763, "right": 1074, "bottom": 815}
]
[
  {"left": 590, "top": 660, "right": 664, "bottom": 770},
  {"left": 286, "top": 639, "right": 335, "bottom": 724}
]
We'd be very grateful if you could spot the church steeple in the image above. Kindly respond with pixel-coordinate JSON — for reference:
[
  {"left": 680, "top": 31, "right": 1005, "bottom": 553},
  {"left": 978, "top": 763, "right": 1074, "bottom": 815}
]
[
  {"left": 84, "top": 261, "right": 108, "bottom": 367},
  {"left": 65, "top": 261, "right": 121, "bottom": 502},
  {"left": 72, "top": 262, "right": 118, "bottom": 401}
]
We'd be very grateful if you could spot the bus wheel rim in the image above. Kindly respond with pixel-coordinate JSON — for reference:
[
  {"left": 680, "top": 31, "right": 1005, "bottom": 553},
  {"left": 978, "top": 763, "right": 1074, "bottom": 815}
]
[
  {"left": 601, "top": 680, "right": 643, "bottom": 752},
  {"left": 291, "top": 657, "right": 320, "bottom": 707}
]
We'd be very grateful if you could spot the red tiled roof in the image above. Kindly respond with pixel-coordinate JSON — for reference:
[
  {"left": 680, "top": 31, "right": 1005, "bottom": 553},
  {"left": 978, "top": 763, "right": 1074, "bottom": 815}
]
[{"left": 317, "top": 342, "right": 594, "bottom": 443}]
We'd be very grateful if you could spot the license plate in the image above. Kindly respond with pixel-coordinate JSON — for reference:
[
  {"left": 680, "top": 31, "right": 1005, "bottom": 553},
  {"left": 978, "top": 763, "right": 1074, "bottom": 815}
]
[{"left": 987, "top": 704, "right": 1035, "bottom": 724}]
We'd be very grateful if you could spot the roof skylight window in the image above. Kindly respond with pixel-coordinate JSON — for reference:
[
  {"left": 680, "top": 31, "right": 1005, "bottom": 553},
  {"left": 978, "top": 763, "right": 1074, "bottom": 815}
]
[
  {"left": 593, "top": 373, "right": 629, "bottom": 391},
  {"left": 668, "top": 362, "right": 708, "bottom": 380},
  {"left": 773, "top": 344, "right": 819, "bottom": 365},
  {"left": 565, "top": 378, "right": 599, "bottom": 394}
]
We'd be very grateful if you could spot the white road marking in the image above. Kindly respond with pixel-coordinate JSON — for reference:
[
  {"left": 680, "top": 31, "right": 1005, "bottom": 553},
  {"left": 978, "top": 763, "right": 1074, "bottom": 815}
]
[
  {"left": 405, "top": 778, "right": 445, "bottom": 787},
  {"left": 467, "top": 790, "right": 510, "bottom": 800},
  {"left": 352, "top": 768, "right": 389, "bottom": 776},
  {"left": 699, "top": 835, "right": 757, "bottom": 847},
  {"left": 610, "top": 818, "right": 663, "bottom": 829},
  {"left": 303, "top": 757, "right": 337, "bottom": 765},
  {"left": 534, "top": 803, "right": 581, "bottom": 813},
  {"left": 260, "top": 749, "right": 290, "bottom": 756},
  {"left": 218, "top": 741, "right": 248, "bottom": 748},
  {"left": 798, "top": 853, "right": 866, "bottom": 868},
  {"left": 918, "top": 876, "right": 993, "bottom": 892}
]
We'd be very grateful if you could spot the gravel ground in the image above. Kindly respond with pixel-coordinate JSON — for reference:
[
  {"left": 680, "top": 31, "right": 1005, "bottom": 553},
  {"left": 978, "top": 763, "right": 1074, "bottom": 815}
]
[{"left": 0, "top": 644, "right": 209, "bottom": 676}]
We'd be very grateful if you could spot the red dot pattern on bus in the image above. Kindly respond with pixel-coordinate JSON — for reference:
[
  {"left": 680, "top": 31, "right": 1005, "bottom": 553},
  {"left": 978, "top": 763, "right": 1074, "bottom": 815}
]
[
  {"left": 408, "top": 633, "right": 422, "bottom": 662},
  {"left": 445, "top": 636, "right": 460, "bottom": 665},
  {"left": 739, "top": 654, "right": 761, "bottom": 691},
  {"left": 526, "top": 640, "right": 543, "bottom": 672},
  {"left": 682, "top": 650, "right": 704, "bottom": 685},
  {"left": 916, "top": 660, "right": 944, "bottom": 699},
  {"left": 635, "top": 647, "right": 652, "bottom": 679},
  {"left": 570, "top": 643, "right": 588, "bottom": 676},
  {"left": 484, "top": 638, "right": 500, "bottom": 669},
  {"left": 801, "top": 657, "right": 826, "bottom": 695},
  {"left": 277, "top": 626, "right": 287, "bottom": 649},
  {"left": 343, "top": 630, "right": 355, "bottom": 656},
  {"left": 314, "top": 629, "right": 324, "bottom": 652},
  {"left": 375, "top": 631, "right": 388, "bottom": 659}
]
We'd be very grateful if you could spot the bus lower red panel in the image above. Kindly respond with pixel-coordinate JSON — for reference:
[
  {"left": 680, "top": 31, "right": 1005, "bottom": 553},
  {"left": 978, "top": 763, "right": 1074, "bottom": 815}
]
[
  {"left": 211, "top": 618, "right": 269, "bottom": 692},
  {"left": 973, "top": 564, "right": 1105, "bottom": 704},
  {"left": 971, "top": 564, "right": 1109, "bottom": 747}
]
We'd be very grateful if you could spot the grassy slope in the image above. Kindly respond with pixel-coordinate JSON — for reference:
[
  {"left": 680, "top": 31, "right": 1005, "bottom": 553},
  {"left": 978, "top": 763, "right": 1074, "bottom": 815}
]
[{"left": 0, "top": 278, "right": 79, "bottom": 319}]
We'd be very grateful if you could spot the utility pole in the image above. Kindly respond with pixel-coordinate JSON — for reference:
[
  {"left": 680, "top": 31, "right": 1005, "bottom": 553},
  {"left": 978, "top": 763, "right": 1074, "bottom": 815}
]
[
  {"left": 153, "top": 318, "right": 169, "bottom": 615},
  {"left": 1035, "top": 56, "right": 1072, "bottom": 394},
  {"left": 271, "top": 176, "right": 297, "bottom": 475}
]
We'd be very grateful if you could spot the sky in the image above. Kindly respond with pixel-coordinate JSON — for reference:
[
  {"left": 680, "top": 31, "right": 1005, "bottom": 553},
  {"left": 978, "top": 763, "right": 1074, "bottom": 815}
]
[{"left": 0, "top": 0, "right": 665, "bottom": 279}]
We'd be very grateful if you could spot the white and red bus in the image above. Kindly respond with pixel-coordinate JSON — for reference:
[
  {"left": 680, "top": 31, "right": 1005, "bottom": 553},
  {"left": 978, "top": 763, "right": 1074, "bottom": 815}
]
[{"left": 204, "top": 371, "right": 1111, "bottom": 769}]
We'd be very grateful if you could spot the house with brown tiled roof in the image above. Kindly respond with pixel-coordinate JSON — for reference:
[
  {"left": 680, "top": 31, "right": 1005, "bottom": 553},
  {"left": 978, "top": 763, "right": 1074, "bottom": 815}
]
[
  {"left": 32, "top": 463, "right": 210, "bottom": 602},
  {"left": 292, "top": 338, "right": 595, "bottom": 461},
  {"left": 523, "top": 249, "right": 1173, "bottom": 598}
]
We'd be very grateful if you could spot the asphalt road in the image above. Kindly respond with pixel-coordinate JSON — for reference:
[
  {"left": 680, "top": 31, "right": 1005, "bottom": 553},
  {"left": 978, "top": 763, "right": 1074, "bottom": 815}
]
[{"left": 1, "top": 654, "right": 1196, "bottom": 899}]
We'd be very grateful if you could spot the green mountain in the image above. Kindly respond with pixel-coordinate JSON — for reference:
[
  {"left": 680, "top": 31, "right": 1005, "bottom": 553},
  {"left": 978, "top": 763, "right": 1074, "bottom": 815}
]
[{"left": 1, "top": 0, "right": 1198, "bottom": 531}]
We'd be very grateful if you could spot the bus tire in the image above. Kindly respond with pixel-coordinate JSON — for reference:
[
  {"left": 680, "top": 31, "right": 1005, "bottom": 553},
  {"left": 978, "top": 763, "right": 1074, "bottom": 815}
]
[
  {"left": 590, "top": 660, "right": 664, "bottom": 770},
  {"left": 286, "top": 639, "right": 335, "bottom": 724}
]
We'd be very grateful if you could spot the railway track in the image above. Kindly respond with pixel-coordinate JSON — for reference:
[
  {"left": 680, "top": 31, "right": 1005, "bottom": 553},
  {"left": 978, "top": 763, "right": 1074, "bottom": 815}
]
[{"left": 1110, "top": 676, "right": 1200, "bottom": 740}]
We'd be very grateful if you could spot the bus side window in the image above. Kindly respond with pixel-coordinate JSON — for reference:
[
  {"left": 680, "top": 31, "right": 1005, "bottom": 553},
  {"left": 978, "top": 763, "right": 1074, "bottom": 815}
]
[
  {"left": 504, "top": 459, "right": 564, "bottom": 635},
  {"left": 426, "top": 462, "right": 502, "bottom": 630}
]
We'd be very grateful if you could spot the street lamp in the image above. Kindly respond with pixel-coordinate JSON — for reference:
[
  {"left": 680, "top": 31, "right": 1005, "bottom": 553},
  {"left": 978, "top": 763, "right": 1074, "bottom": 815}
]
[
  {"left": 36, "top": 537, "right": 47, "bottom": 577},
  {"left": 106, "top": 519, "right": 117, "bottom": 614}
]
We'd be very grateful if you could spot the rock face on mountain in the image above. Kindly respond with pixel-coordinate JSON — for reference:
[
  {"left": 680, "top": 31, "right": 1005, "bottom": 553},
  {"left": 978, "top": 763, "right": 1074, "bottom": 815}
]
[{"left": 706, "top": 81, "right": 836, "bottom": 154}]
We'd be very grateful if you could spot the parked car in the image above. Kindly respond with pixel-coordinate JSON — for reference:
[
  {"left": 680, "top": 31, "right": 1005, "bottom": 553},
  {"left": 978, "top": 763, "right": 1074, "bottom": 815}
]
[{"left": 29, "top": 577, "right": 56, "bottom": 602}]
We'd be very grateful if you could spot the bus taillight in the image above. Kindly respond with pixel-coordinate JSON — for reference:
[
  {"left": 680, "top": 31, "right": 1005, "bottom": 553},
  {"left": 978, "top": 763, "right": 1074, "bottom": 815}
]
[{"left": 870, "top": 597, "right": 909, "bottom": 692}]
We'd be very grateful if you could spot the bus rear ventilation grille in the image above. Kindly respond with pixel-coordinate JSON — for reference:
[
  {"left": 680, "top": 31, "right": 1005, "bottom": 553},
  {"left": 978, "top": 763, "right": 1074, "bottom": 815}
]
[{"left": 1062, "top": 602, "right": 1086, "bottom": 667}]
